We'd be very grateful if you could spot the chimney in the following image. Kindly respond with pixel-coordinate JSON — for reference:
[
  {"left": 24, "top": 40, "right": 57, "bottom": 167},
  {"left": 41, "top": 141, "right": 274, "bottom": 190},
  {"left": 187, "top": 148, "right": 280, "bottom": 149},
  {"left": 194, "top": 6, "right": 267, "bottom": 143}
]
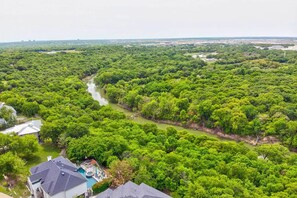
[{"left": 47, "top": 156, "right": 52, "bottom": 161}]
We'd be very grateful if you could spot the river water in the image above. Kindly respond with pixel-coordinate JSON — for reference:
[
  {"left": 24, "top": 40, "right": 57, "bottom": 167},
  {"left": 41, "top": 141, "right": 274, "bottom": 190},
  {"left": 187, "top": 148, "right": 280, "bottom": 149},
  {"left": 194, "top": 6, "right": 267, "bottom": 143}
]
[
  {"left": 85, "top": 77, "right": 223, "bottom": 139},
  {"left": 85, "top": 77, "right": 276, "bottom": 147},
  {"left": 86, "top": 78, "right": 108, "bottom": 106}
]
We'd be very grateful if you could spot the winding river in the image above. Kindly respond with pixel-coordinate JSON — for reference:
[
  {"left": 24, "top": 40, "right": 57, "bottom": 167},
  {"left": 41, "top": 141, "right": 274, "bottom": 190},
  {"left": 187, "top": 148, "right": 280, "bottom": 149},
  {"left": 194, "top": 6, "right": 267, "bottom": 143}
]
[
  {"left": 86, "top": 78, "right": 280, "bottom": 147},
  {"left": 85, "top": 77, "right": 234, "bottom": 141},
  {"left": 86, "top": 78, "right": 108, "bottom": 106}
]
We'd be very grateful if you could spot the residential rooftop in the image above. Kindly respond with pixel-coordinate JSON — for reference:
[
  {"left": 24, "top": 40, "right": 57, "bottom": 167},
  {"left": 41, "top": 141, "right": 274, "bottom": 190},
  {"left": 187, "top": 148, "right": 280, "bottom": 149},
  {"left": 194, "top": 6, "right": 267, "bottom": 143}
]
[
  {"left": 97, "top": 181, "right": 172, "bottom": 198},
  {"left": 29, "top": 156, "right": 87, "bottom": 196},
  {"left": 1, "top": 120, "right": 42, "bottom": 136}
]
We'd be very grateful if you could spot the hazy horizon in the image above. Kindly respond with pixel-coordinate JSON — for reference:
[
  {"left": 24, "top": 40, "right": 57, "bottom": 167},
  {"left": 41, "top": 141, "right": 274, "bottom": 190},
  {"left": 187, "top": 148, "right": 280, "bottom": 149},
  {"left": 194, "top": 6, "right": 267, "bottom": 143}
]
[
  {"left": 1, "top": 0, "right": 296, "bottom": 42},
  {"left": 2, "top": 36, "right": 297, "bottom": 44}
]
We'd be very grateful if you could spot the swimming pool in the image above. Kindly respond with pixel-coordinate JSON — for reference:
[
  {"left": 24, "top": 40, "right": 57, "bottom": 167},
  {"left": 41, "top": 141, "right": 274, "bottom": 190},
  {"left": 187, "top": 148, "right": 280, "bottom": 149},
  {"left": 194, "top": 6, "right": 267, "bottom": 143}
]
[{"left": 78, "top": 168, "right": 97, "bottom": 188}]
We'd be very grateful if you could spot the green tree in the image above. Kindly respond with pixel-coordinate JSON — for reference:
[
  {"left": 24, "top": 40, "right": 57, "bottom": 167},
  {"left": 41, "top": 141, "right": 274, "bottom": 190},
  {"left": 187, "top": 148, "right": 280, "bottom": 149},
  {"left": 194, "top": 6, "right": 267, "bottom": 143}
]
[
  {"left": 109, "top": 160, "right": 134, "bottom": 187},
  {"left": 0, "top": 152, "right": 25, "bottom": 175},
  {"left": 22, "top": 101, "right": 40, "bottom": 117}
]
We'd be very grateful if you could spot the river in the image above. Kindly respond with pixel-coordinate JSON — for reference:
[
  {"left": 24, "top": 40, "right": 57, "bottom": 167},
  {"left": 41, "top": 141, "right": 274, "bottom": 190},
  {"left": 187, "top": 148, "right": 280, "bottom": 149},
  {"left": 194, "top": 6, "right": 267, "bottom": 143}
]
[
  {"left": 86, "top": 78, "right": 282, "bottom": 147},
  {"left": 86, "top": 78, "right": 108, "bottom": 106},
  {"left": 85, "top": 77, "right": 240, "bottom": 142}
]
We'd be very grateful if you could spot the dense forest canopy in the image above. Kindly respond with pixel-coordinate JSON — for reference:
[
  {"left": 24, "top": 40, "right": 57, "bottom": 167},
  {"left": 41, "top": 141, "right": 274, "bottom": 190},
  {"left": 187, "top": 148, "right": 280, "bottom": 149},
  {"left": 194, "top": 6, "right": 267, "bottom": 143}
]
[
  {"left": 94, "top": 44, "right": 297, "bottom": 148},
  {"left": 1, "top": 44, "right": 297, "bottom": 197}
]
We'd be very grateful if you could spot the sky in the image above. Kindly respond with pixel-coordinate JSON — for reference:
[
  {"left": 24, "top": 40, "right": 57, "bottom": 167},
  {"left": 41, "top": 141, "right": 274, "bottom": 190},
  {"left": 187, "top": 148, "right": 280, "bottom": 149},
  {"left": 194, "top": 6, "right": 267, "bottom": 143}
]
[{"left": 0, "top": 0, "right": 296, "bottom": 42}]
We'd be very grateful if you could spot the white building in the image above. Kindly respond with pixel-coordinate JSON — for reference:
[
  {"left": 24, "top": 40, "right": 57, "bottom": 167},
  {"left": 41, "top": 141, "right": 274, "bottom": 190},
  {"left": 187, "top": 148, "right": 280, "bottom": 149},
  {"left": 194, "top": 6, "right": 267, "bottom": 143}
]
[
  {"left": 28, "top": 156, "right": 88, "bottom": 198},
  {"left": 1, "top": 120, "right": 42, "bottom": 139}
]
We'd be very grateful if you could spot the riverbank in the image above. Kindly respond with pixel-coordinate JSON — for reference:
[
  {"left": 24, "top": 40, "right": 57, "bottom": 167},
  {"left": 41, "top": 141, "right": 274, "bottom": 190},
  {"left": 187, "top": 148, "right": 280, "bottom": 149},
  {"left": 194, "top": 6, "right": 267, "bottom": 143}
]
[
  {"left": 85, "top": 77, "right": 220, "bottom": 137},
  {"left": 108, "top": 103, "right": 279, "bottom": 146},
  {"left": 85, "top": 76, "right": 279, "bottom": 147}
]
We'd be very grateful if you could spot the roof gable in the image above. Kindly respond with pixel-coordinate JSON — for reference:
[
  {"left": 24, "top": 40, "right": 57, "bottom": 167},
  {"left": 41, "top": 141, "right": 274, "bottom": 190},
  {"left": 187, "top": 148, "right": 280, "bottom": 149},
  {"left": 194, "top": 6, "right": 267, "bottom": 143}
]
[
  {"left": 29, "top": 156, "right": 87, "bottom": 196},
  {"left": 2, "top": 120, "right": 42, "bottom": 136},
  {"left": 97, "top": 181, "right": 171, "bottom": 198},
  {"left": 139, "top": 183, "right": 171, "bottom": 198}
]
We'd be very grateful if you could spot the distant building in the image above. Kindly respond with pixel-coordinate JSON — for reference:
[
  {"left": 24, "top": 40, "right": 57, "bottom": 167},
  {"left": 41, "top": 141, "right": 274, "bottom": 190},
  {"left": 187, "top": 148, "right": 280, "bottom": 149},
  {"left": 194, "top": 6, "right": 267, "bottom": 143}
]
[
  {"left": 28, "top": 156, "right": 88, "bottom": 198},
  {"left": 97, "top": 181, "right": 171, "bottom": 198},
  {"left": 1, "top": 120, "right": 42, "bottom": 140}
]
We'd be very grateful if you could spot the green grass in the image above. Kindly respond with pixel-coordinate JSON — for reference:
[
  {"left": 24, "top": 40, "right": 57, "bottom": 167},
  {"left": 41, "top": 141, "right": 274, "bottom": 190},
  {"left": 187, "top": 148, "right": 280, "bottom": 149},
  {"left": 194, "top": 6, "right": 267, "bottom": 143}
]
[
  {"left": 24, "top": 143, "right": 60, "bottom": 169},
  {"left": 110, "top": 103, "right": 255, "bottom": 149},
  {"left": 97, "top": 86, "right": 214, "bottom": 136},
  {"left": 97, "top": 85, "right": 236, "bottom": 142},
  {"left": 0, "top": 143, "right": 60, "bottom": 198},
  {"left": 110, "top": 103, "right": 224, "bottom": 138}
]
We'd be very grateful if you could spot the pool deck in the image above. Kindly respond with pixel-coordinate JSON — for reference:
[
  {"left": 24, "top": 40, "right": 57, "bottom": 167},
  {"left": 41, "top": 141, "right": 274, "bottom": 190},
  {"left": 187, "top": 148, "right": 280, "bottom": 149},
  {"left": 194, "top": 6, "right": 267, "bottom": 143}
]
[{"left": 80, "top": 160, "right": 107, "bottom": 182}]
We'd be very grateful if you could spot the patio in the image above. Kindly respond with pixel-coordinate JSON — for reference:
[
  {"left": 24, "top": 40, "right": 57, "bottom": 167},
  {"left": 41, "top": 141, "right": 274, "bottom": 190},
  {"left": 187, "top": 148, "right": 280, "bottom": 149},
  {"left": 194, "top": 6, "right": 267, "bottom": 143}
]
[{"left": 80, "top": 159, "right": 107, "bottom": 182}]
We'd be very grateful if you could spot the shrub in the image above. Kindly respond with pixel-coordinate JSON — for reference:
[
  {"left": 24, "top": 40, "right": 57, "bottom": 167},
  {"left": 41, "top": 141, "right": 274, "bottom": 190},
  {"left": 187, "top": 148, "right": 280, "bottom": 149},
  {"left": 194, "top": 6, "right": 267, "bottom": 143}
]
[{"left": 92, "top": 178, "right": 112, "bottom": 194}]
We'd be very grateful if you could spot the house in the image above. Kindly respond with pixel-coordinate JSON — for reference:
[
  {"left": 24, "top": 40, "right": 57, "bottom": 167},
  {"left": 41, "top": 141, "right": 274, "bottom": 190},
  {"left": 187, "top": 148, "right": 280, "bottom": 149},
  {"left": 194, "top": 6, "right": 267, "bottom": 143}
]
[
  {"left": 1, "top": 120, "right": 42, "bottom": 140},
  {"left": 28, "top": 156, "right": 88, "bottom": 198},
  {"left": 97, "top": 181, "right": 172, "bottom": 198}
]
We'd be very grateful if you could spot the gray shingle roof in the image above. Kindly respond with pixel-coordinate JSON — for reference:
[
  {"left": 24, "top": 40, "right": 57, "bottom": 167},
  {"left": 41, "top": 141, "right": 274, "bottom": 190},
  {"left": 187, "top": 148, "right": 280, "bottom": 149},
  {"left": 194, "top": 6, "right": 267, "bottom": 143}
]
[
  {"left": 97, "top": 181, "right": 171, "bottom": 198},
  {"left": 29, "top": 156, "right": 87, "bottom": 196}
]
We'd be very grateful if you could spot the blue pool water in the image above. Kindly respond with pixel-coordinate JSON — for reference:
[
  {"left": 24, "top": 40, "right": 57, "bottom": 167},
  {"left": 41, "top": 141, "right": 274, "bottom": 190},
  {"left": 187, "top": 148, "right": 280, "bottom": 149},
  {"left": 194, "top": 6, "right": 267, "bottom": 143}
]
[{"left": 78, "top": 168, "right": 97, "bottom": 188}]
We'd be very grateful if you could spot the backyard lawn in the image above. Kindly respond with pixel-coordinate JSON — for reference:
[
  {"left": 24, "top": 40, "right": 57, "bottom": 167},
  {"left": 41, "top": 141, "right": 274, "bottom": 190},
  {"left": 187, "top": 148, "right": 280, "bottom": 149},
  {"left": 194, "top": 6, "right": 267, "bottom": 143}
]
[{"left": 0, "top": 143, "right": 60, "bottom": 198}]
